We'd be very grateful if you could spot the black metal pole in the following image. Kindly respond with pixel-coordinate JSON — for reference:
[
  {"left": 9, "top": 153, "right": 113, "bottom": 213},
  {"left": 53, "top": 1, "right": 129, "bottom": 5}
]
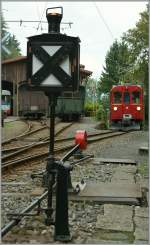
[
  {"left": 45, "top": 94, "right": 57, "bottom": 225},
  {"left": 54, "top": 166, "right": 71, "bottom": 241},
  {"left": 49, "top": 94, "right": 56, "bottom": 155}
]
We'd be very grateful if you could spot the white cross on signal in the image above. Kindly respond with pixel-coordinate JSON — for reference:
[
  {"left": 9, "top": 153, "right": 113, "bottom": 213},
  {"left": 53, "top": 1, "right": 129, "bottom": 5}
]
[{"left": 2, "top": 33, "right": 11, "bottom": 55}]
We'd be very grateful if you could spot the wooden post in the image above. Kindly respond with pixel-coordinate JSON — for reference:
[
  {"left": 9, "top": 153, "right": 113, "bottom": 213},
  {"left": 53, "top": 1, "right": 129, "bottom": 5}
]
[
  {"left": 16, "top": 82, "right": 19, "bottom": 117},
  {"left": 13, "top": 80, "right": 15, "bottom": 116}
]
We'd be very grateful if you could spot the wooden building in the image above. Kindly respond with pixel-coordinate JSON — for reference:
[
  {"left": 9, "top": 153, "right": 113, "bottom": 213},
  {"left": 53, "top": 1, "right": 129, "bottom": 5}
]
[{"left": 2, "top": 56, "right": 92, "bottom": 116}]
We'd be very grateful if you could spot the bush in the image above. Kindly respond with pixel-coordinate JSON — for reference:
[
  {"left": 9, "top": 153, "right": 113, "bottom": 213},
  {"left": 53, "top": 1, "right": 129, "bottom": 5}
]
[
  {"left": 84, "top": 102, "right": 99, "bottom": 117},
  {"left": 95, "top": 97, "right": 109, "bottom": 129},
  {"left": 95, "top": 105, "right": 103, "bottom": 120}
]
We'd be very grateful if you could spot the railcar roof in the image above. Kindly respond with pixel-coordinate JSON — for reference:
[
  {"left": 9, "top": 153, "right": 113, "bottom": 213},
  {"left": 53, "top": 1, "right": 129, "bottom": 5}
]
[
  {"left": 111, "top": 84, "right": 142, "bottom": 91},
  {"left": 2, "top": 90, "right": 11, "bottom": 95}
]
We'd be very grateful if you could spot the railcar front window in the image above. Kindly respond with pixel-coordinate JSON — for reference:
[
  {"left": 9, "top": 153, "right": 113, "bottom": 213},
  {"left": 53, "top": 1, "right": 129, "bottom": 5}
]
[
  {"left": 132, "top": 91, "right": 140, "bottom": 104},
  {"left": 124, "top": 92, "right": 130, "bottom": 104},
  {"left": 113, "top": 92, "right": 122, "bottom": 103}
]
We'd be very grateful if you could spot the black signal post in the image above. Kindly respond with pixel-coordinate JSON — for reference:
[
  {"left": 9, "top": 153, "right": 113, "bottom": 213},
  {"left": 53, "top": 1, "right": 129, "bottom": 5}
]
[{"left": 27, "top": 7, "right": 80, "bottom": 242}]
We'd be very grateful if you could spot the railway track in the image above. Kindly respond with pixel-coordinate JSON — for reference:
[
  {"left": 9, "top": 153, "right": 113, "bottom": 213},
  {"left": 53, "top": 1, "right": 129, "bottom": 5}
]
[
  {"left": 1, "top": 122, "right": 74, "bottom": 171},
  {"left": 2, "top": 130, "right": 130, "bottom": 171},
  {"left": 2, "top": 120, "right": 72, "bottom": 154},
  {"left": 1, "top": 146, "right": 147, "bottom": 240},
  {"left": 2, "top": 119, "right": 48, "bottom": 146},
  {"left": 2, "top": 120, "right": 32, "bottom": 145},
  {"left": 2, "top": 129, "right": 112, "bottom": 155},
  {"left": 1, "top": 126, "right": 148, "bottom": 242}
]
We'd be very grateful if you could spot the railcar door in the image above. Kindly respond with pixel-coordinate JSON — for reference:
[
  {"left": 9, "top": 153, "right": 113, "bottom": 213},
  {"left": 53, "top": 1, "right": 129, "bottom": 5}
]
[{"left": 122, "top": 90, "right": 132, "bottom": 121}]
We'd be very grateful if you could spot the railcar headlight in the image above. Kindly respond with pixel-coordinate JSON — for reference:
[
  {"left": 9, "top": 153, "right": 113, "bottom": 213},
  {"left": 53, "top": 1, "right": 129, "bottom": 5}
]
[
  {"left": 113, "top": 106, "right": 118, "bottom": 111},
  {"left": 137, "top": 106, "right": 141, "bottom": 111}
]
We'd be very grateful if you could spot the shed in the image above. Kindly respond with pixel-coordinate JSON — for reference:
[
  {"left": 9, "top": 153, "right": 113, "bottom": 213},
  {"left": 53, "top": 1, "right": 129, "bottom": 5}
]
[{"left": 2, "top": 56, "right": 92, "bottom": 116}]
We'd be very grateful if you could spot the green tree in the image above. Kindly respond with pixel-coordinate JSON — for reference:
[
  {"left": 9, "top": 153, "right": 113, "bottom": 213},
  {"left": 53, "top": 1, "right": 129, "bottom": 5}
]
[
  {"left": 122, "top": 5, "right": 148, "bottom": 121},
  {"left": 98, "top": 5, "right": 148, "bottom": 122},
  {"left": 1, "top": 14, "right": 21, "bottom": 60},
  {"left": 85, "top": 78, "right": 98, "bottom": 103},
  {"left": 99, "top": 40, "right": 131, "bottom": 95},
  {"left": 122, "top": 6, "right": 148, "bottom": 64},
  {"left": 84, "top": 78, "right": 99, "bottom": 116}
]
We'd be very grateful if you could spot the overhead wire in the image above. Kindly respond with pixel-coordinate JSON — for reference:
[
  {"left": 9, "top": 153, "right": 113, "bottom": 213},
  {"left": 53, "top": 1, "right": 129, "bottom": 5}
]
[
  {"left": 36, "top": 1, "right": 48, "bottom": 32},
  {"left": 35, "top": 0, "right": 43, "bottom": 31},
  {"left": 5, "top": 20, "right": 73, "bottom": 25},
  {"left": 4, "top": 20, "right": 72, "bottom": 33},
  {"left": 93, "top": 2, "right": 114, "bottom": 39}
]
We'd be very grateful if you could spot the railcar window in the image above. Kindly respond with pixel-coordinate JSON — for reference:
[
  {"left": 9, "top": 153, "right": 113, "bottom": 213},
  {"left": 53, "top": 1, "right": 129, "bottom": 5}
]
[
  {"left": 2, "top": 95, "right": 11, "bottom": 103},
  {"left": 7, "top": 96, "right": 11, "bottom": 103},
  {"left": 132, "top": 91, "right": 140, "bottom": 104},
  {"left": 124, "top": 92, "right": 130, "bottom": 104},
  {"left": 2, "top": 95, "right": 5, "bottom": 102},
  {"left": 63, "top": 91, "right": 80, "bottom": 98},
  {"left": 113, "top": 92, "right": 122, "bottom": 103}
]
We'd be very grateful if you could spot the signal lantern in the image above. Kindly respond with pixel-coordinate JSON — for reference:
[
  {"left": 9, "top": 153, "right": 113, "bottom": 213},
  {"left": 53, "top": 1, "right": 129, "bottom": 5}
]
[{"left": 27, "top": 7, "right": 80, "bottom": 93}]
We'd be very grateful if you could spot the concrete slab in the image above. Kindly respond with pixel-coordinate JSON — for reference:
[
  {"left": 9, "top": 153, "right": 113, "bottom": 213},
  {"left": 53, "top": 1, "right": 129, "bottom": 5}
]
[
  {"left": 68, "top": 196, "right": 139, "bottom": 204},
  {"left": 86, "top": 239, "right": 128, "bottom": 244},
  {"left": 93, "top": 158, "right": 137, "bottom": 165},
  {"left": 135, "top": 207, "right": 149, "bottom": 218},
  {"left": 88, "top": 230, "right": 133, "bottom": 243},
  {"left": 146, "top": 192, "right": 149, "bottom": 206},
  {"left": 104, "top": 203, "right": 133, "bottom": 215},
  {"left": 96, "top": 204, "right": 133, "bottom": 232},
  {"left": 78, "top": 182, "right": 142, "bottom": 198},
  {"left": 111, "top": 172, "right": 135, "bottom": 183},
  {"left": 111, "top": 165, "right": 137, "bottom": 183},
  {"left": 114, "top": 165, "right": 137, "bottom": 174},
  {"left": 134, "top": 215, "right": 149, "bottom": 241},
  {"left": 138, "top": 178, "right": 149, "bottom": 190},
  {"left": 134, "top": 216, "right": 149, "bottom": 230},
  {"left": 134, "top": 228, "right": 149, "bottom": 241},
  {"left": 134, "top": 240, "right": 149, "bottom": 244},
  {"left": 139, "top": 145, "right": 149, "bottom": 153}
]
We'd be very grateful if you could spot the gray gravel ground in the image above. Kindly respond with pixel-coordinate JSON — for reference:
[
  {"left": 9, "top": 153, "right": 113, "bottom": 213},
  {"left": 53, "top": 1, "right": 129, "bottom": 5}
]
[
  {"left": 2, "top": 117, "right": 149, "bottom": 244},
  {"left": 2, "top": 120, "right": 28, "bottom": 141}
]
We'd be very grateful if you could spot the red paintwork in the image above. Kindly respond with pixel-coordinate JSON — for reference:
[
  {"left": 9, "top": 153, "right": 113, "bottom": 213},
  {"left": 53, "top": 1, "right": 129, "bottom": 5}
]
[
  {"left": 75, "top": 130, "right": 87, "bottom": 149},
  {"left": 110, "top": 85, "right": 144, "bottom": 123}
]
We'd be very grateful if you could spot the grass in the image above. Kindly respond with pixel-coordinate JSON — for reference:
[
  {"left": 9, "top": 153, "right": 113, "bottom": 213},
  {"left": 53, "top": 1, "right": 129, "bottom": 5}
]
[
  {"left": 138, "top": 162, "right": 149, "bottom": 177},
  {"left": 4, "top": 122, "right": 14, "bottom": 128}
]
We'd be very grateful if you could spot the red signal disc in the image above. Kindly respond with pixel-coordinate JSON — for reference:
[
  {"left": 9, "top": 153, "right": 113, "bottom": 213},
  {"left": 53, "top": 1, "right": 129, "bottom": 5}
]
[{"left": 75, "top": 130, "right": 87, "bottom": 150}]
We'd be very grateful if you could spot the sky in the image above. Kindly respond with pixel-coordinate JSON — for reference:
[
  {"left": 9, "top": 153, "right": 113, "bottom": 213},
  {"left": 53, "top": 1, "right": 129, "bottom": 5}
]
[{"left": 2, "top": 1, "right": 147, "bottom": 79}]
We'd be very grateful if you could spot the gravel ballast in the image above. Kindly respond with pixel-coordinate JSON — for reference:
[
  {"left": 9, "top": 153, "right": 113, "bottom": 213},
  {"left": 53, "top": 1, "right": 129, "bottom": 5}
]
[{"left": 2, "top": 117, "right": 149, "bottom": 244}]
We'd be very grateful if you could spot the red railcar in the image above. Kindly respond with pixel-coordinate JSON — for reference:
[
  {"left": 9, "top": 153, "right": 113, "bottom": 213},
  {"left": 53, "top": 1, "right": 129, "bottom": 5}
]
[{"left": 110, "top": 84, "right": 144, "bottom": 129}]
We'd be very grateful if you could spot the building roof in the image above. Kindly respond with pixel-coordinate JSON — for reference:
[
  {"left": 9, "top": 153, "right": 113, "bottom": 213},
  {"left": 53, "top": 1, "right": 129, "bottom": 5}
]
[
  {"left": 2, "top": 56, "right": 27, "bottom": 64},
  {"left": 80, "top": 68, "right": 92, "bottom": 76},
  {"left": 2, "top": 56, "right": 92, "bottom": 76}
]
